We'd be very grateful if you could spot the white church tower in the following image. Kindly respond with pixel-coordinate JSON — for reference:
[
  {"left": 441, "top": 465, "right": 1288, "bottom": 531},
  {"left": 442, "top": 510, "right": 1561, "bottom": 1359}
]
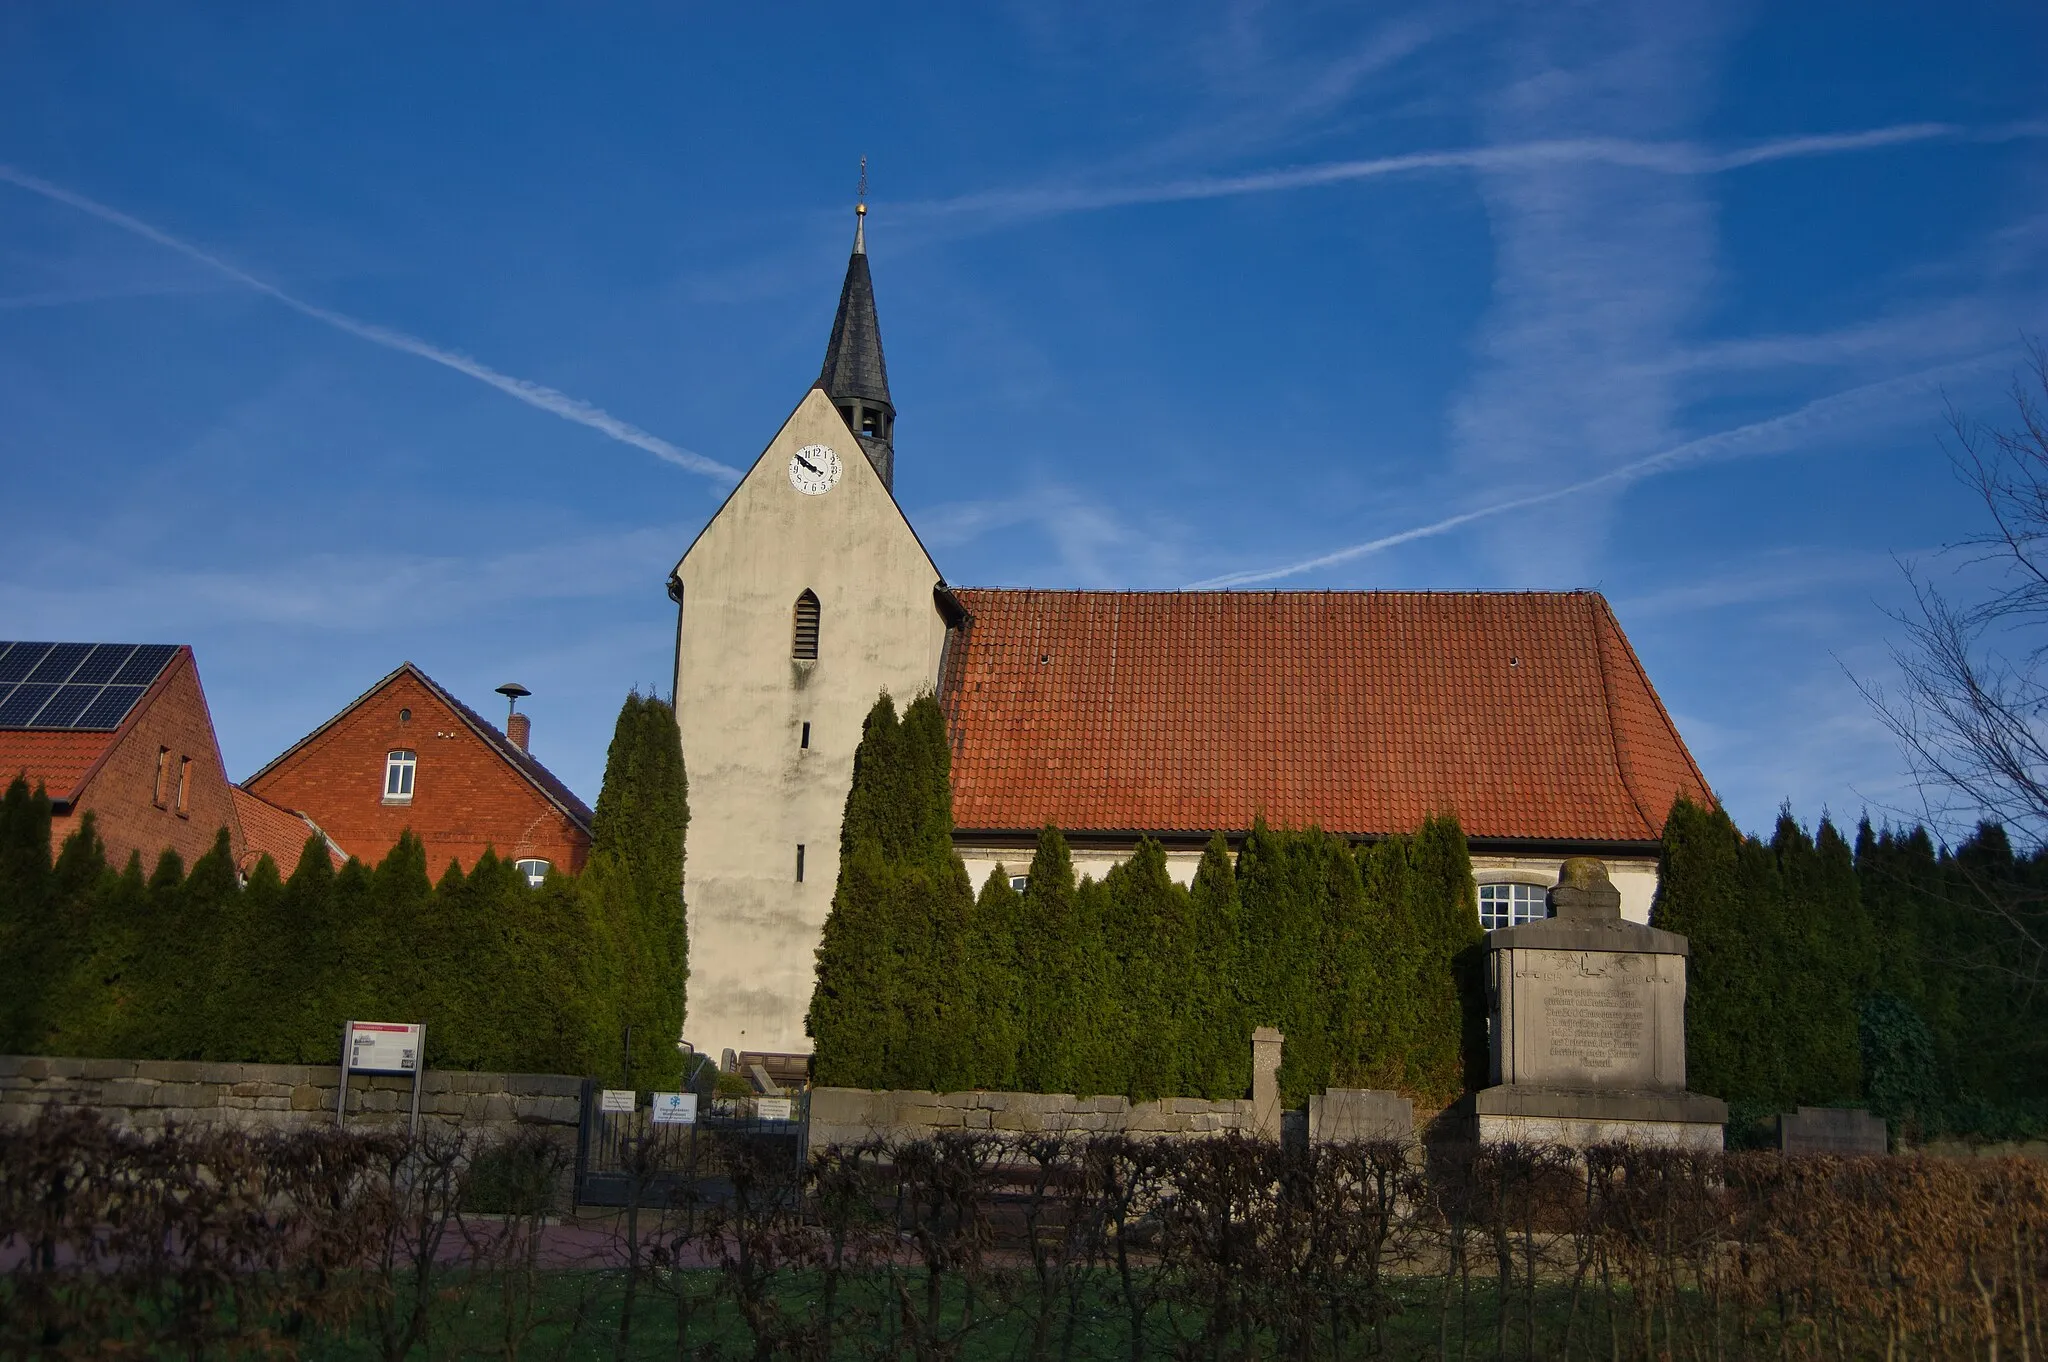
[{"left": 668, "top": 199, "right": 956, "bottom": 1062}]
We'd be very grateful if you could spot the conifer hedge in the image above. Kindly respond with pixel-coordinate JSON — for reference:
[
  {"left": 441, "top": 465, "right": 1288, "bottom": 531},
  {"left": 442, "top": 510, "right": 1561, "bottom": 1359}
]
[
  {"left": 807, "top": 693, "right": 1482, "bottom": 1105},
  {"left": 0, "top": 690, "right": 691, "bottom": 1083},
  {"left": 1652, "top": 796, "right": 2048, "bottom": 1142}
]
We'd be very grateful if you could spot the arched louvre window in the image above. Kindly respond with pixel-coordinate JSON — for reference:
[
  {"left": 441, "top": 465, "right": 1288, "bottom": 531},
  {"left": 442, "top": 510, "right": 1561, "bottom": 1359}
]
[{"left": 793, "top": 590, "right": 820, "bottom": 659}]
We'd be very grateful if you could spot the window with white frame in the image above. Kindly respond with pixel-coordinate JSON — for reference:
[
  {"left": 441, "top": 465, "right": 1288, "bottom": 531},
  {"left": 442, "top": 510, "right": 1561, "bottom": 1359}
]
[
  {"left": 514, "top": 858, "right": 550, "bottom": 888},
  {"left": 383, "top": 749, "right": 416, "bottom": 802},
  {"left": 1478, "top": 881, "right": 1551, "bottom": 930}
]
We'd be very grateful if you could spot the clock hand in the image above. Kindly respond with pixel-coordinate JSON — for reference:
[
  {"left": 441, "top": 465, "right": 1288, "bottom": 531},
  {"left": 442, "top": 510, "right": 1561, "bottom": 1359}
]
[{"left": 796, "top": 454, "right": 821, "bottom": 474}]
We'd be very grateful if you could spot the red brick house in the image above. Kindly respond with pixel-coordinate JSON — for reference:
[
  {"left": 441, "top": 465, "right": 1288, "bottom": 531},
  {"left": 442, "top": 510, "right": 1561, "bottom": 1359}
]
[
  {"left": 229, "top": 785, "right": 345, "bottom": 877},
  {"left": 0, "top": 642, "right": 246, "bottom": 872},
  {"left": 243, "top": 663, "right": 592, "bottom": 880}
]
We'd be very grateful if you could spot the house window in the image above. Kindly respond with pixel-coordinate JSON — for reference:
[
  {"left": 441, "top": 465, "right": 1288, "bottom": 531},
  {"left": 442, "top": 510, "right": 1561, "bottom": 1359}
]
[
  {"left": 1478, "top": 882, "right": 1551, "bottom": 930},
  {"left": 175, "top": 757, "right": 192, "bottom": 817},
  {"left": 514, "top": 858, "right": 551, "bottom": 888},
  {"left": 384, "top": 749, "right": 417, "bottom": 803},
  {"left": 795, "top": 844, "right": 806, "bottom": 883},
  {"left": 153, "top": 747, "right": 171, "bottom": 808},
  {"left": 1010, "top": 875, "right": 1029, "bottom": 892},
  {"left": 800, "top": 721, "right": 811, "bottom": 750},
  {"left": 793, "top": 591, "right": 820, "bottom": 659}
]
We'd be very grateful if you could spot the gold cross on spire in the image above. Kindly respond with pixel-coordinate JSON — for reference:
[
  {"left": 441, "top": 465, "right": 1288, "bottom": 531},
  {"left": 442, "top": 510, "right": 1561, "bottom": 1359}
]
[{"left": 857, "top": 155, "right": 868, "bottom": 217}]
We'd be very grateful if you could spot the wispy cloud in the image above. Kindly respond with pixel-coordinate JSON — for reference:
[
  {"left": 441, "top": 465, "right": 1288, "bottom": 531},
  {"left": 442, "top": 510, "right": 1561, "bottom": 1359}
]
[
  {"left": 1188, "top": 356, "right": 2000, "bottom": 589},
  {"left": 895, "top": 120, "right": 2045, "bottom": 231},
  {"left": 0, "top": 165, "right": 738, "bottom": 481}
]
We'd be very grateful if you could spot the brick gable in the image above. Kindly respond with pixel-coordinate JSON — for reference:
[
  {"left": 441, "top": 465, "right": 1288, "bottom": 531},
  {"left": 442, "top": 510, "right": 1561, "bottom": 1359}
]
[
  {"left": 0, "top": 649, "right": 247, "bottom": 873},
  {"left": 244, "top": 665, "right": 591, "bottom": 876}
]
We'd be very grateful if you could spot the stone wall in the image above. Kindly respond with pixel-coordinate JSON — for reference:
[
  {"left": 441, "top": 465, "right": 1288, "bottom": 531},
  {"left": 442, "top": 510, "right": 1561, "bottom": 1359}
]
[
  {"left": 0, "top": 1055, "right": 582, "bottom": 1139},
  {"left": 808, "top": 1085, "right": 1415, "bottom": 1149}
]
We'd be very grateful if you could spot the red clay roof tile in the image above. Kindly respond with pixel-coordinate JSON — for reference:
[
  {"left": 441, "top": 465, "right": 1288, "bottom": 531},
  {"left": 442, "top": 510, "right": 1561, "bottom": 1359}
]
[
  {"left": 939, "top": 589, "right": 1712, "bottom": 844},
  {"left": 0, "top": 730, "right": 118, "bottom": 805}
]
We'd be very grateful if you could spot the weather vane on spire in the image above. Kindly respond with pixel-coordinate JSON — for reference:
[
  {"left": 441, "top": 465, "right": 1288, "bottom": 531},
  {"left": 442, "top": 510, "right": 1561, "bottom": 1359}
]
[{"left": 857, "top": 155, "right": 868, "bottom": 217}]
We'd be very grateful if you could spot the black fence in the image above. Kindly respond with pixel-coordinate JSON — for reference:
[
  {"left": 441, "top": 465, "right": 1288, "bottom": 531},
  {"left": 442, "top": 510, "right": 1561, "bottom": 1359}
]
[{"left": 572, "top": 1079, "right": 808, "bottom": 1208}]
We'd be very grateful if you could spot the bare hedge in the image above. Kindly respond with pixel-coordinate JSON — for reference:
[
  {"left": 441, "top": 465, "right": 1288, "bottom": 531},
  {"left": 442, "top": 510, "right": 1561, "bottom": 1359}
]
[{"left": 3, "top": 1109, "right": 2043, "bottom": 1359}]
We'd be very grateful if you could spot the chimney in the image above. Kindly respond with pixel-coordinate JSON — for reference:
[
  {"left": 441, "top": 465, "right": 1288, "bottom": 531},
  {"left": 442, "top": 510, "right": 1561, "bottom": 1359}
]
[{"left": 496, "top": 682, "right": 532, "bottom": 752}]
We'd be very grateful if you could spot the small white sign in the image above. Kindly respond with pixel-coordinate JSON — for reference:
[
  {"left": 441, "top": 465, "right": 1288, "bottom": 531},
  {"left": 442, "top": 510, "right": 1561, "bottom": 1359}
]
[
  {"left": 756, "top": 1097, "right": 793, "bottom": 1122},
  {"left": 600, "top": 1089, "right": 635, "bottom": 1114},
  {"left": 347, "top": 1021, "right": 421, "bottom": 1074},
  {"left": 649, "top": 1092, "right": 698, "bottom": 1125}
]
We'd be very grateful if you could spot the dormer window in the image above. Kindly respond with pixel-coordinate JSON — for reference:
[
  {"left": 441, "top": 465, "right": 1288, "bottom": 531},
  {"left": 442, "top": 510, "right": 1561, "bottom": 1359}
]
[
  {"left": 793, "top": 590, "right": 820, "bottom": 660},
  {"left": 384, "top": 749, "right": 416, "bottom": 803}
]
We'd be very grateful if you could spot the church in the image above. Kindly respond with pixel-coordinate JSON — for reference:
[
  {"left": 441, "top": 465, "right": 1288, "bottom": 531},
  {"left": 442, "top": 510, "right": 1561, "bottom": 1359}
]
[{"left": 668, "top": 204, "right": 1714, "bottom": 1064}]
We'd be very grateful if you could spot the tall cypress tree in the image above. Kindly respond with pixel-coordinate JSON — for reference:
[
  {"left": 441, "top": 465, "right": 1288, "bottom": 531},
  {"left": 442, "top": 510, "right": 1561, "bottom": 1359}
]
[
  {"left": 1014, "top": 826, "right": 1083, "bottom": 1094},
  {"left": 0, "top": 777, "right": 55, "bottom": 1052},
  {"left": 1184, "top": 834, "right": 1248, "bottom": 1099},
  {"left": 809, "top": 695, "right": 910, "bottom": 1087},
  {"left": 1101, "top": 839, "right": 1193, "bottom": 1102},
  {"left": 962, "top": 866, "right": 1025, "bottom": 1090},
  {"left": 586, "top": 692, "right": 690, "bottom": 1089},
  {"left": 1408, "top": 814, "right": 1483, "bottom": 1100}
]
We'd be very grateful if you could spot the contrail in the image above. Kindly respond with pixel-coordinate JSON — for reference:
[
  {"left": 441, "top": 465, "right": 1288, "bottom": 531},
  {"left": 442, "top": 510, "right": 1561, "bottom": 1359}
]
[
  {"left": 904, "top": 120, "right": 2045, "bottom": 227},
  {"left": 1187, "top": 355, "right": 2004, "bottom": 590},
  {"left": 0, "top": 166, "right": 738, "bottom": 481}
]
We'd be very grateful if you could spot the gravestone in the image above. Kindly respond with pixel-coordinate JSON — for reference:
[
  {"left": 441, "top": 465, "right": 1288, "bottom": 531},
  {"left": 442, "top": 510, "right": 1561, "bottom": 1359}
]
[
  {"left": 1779, "top": 1106, "right": 1887, "bottom": 1156},
  {"left": 1309, "top": 1088, "right": 1413, "bottom": 1143},
  {"left": 1467, "top": 858, "right": 1727, "bottom": 1149}
]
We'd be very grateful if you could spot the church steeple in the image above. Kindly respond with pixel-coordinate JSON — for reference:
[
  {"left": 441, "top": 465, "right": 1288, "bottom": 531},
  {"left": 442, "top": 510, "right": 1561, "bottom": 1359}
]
[{"left": 816, "top": 163, "right": 895, "bottom": 491}]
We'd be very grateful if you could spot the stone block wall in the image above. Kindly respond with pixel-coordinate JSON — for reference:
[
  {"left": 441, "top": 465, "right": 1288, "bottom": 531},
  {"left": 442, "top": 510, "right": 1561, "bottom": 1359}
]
[
  {"left": 808, "top": 1086, "right": 1416, "bottom": 1149},
  {"left": 0, "top": 1055, "right": 583, "bottom": 1139}
]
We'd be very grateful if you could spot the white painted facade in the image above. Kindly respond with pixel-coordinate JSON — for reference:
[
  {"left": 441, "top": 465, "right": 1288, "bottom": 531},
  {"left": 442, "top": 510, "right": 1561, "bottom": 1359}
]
[
  {"left": 956, "top": 846, "right": 1660, "bottom": 924},
  {"left": 671, "top": 389, "right": 950, "bottom": 1058}
]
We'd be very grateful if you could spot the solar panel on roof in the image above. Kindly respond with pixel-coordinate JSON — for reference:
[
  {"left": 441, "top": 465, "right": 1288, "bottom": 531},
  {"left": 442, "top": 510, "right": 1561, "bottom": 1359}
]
[
  {"left": 0, "top": 684, "right": 58, "bottom": 727},
  {"left": 26, "top": 643, "right": 92, "bottom": 684},
  {"left": 112, "top": 644, "right": 177, "bottom": 687},
  {"left": 36, "top": 685, "right": 99, "bottom": 728},
  {"left": 0, "top": 642, "right": 180, "bottom": 732},
  {"left": 0, "top": 643, "right": 53, "bottom": 686},
  {"left": 76, "top": 685, "right": 147, "bottom": 730},
  {"left": 68, "top": 645, "right": 135, "bottom": 686}
]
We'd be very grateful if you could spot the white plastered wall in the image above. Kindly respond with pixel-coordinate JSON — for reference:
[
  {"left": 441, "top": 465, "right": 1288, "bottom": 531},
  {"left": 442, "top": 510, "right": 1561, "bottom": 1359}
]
[
  {"left": 674, "top": 388, "right": 950, "bottom": 1058},
  {"left": 958, "top": 845, "right": 1661, "bottom": 924}
]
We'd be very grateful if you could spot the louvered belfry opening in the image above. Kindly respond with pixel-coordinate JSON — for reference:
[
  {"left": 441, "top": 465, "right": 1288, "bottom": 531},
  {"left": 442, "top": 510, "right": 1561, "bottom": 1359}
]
[{"left": 793, "top": 590, "right": 821, "bottom": 660}]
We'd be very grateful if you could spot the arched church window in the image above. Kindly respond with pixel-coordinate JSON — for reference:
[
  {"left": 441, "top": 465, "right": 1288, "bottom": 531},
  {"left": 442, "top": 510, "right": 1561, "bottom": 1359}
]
[{"left": 793, "top": 590, "right": 820, "bottom": 660}]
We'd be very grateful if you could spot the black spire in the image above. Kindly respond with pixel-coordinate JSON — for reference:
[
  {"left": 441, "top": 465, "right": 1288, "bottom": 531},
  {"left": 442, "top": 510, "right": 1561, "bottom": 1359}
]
[{"left": 816, "top": 166, "right": 895, "bottom": 490}]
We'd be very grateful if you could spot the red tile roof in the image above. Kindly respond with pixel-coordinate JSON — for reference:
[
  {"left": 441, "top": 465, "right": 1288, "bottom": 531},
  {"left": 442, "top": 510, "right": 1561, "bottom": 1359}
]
[
  {"left": 0, "top": 730, "right": 118, "bottom": 805},
  {"left": 230, "top": 786, "right": 342, "bottom": 875},
  {"left": 939, "top": 589, "right": 1712, "bottom": 846}
]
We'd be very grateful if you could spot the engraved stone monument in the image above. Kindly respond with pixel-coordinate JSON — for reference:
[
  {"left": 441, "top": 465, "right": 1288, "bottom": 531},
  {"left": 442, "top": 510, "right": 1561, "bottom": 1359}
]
[{"left": 1469, "top": 858, "right": 1727, "bottom": 1148}]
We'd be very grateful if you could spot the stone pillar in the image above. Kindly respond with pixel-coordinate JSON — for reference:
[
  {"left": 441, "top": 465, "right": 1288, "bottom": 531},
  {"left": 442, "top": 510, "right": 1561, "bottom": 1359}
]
[
  {"left": 1468, "top": 857, "right": 1726, "bottom": 1149},
  {"left": 1250, "top": 1027, "right": 1284, "bottom": 1139}
]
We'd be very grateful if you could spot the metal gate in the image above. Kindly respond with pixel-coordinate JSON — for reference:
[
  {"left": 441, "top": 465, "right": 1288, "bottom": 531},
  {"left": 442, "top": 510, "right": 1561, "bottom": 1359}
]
[{"left": 572, "top": 1079, "right": 810, "bottom": 1208}]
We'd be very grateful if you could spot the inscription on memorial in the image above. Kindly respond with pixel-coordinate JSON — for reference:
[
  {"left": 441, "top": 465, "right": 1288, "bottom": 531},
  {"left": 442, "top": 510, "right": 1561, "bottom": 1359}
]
[{"left": 1542, "top": 985, "right": 1645, "bottom": 1069}]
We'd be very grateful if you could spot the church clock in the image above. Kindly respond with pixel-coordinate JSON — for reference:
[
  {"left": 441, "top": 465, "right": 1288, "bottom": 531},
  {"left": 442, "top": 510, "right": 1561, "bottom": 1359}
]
[{"left": 788, "top": 443, "right": 842, "bottom": 495}]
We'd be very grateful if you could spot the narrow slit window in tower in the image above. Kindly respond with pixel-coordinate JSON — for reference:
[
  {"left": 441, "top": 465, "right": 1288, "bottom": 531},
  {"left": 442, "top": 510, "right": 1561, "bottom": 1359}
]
[
  {"left": 795, "top": 844, "right": 806, "bottom": 883},
  {"left": 800, "top": 721, "right": 811, "bottom": 750}
]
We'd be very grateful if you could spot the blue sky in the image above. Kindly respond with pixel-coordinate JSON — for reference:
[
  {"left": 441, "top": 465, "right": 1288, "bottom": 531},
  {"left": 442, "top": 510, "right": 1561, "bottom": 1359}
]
[{"left": 3, "top": 3, "right": 2044, "bottom": 837}]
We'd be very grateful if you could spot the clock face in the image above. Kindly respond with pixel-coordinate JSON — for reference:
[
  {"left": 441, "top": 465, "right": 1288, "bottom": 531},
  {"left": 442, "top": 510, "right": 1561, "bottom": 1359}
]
[{"left": 788, "top": 443, "right": 843, "bottom": 495}]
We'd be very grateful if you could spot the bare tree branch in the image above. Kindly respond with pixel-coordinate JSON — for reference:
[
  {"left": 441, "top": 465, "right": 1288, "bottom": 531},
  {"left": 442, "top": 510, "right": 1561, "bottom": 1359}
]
[{"left": 1856, "top": 340, "right": 2048, "bottom": 986}]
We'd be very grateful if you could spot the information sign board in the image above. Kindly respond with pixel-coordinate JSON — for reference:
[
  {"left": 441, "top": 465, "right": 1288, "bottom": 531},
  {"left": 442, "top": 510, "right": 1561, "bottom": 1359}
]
[
  {"left": 347, "top": 1021, "right": 422, "bottom": 1073},
  {"left": 650, "top": 1092, "right": 698, "bottom": 1125},
  {"left": 600, "top": 1089, "right": 636, "bottom": 1114},
  {"left": 756, "top": 1097, "right": 794, "bottom": 1122}
]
